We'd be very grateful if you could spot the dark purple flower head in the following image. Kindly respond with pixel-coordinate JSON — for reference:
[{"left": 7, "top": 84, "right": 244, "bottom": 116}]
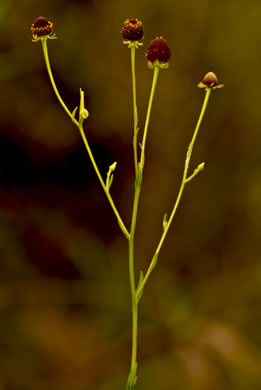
[
  {"left": 121, "top": 19, "right": 144, "bottom": 41},
  {"left": 31, "top": 16, "right": 55, "bottom": 42},
  {"left": 146, "top": 37, "right": 171, "bottom": 68}
]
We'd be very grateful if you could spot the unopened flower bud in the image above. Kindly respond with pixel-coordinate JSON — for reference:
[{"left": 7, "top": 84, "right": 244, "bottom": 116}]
[
  {"left": 202, "top": 72, "right": 218, "bottom": 86},
  {"left": 80, "top": 108, "right": 89, "bottom": 120},
  {"left": 121, "top": 19, "right": 144, "bottom": 41},
  {"left": 198, "top": 72, "right": 224, "bottom": 89},
  {"left": 146, "top": 37, "right": 171, "bottom": 69}
]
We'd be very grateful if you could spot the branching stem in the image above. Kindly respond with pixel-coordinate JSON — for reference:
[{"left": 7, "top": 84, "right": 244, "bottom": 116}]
[
  {"left": 136, "top": 87, "right": 212, "bottom": 298},
  {"left": 41, "top": 39, "right": 130, "bottom": 240}
]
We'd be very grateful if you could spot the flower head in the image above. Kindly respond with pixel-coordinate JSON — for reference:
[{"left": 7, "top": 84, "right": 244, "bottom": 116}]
[
  {"left": 198, "top": 72, "right": 224, "bottom": 89},
  {"left": 146, "top": 37, "right": 171, "bottom": 69},
  {"left": 121, "top": 19, "right": 144, "bottom": 42},
  {"left": 31, "top": 16, "right": 56, "bottom": 42}
]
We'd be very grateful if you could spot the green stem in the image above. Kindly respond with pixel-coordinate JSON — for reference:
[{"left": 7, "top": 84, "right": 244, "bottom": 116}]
[
  {"left": 136, "top": 87, "right": 212, "bottom": 297},
  {"left": 188, "top": 88, "right": 212, "bottom": 160},
  {"left": 127, "top": 67, "right": 160, "bottom": 389},
  {"left": 128, "top": 184, "right": 140, "bottom": 378},
  {"left": 41, "top": 39, "right": 78, "bottom": 124},
  {"left": 78, "top": 124, "right": 130, "bottom": 240},
  {"left": 131, "top": 45, "right": 139, "bottom": 177},
  {"left": 127, "top": 45, "right": 140, "bottom": 383},
  {"left": 41, "top": 38, "right": 130, "bottom": 240},
  {"left": 140, "top": 66, "right": 159, "bottom": 168}
]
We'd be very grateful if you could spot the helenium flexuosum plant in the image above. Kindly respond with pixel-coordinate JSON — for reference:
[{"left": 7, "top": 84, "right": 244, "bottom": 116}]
[{"left": 31, "top": 16, "right": 223, "bottom": 390}]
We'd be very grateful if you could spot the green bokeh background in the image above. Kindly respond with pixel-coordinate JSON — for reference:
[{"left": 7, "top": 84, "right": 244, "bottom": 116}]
[{"left": 0, "top": 0, "right": 261, "bottom": 389}]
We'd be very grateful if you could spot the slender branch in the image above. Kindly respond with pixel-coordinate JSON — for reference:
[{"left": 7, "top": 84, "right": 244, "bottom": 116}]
[
  {"left": 131, "top": 45, "right": 139, "bottom": 177},
  {"left": 136, "top": 88, "right": 212, "bottom": 298},
  {"left": 41, "top": 39, "right": 130, "bottom": 240},
  {"left": 41, "top": 39, "right": 78, "bottom": 124},
  {"left": 78, "top": 124, "right": 130, "bottom": 240},
  {"left": 140, "top": 66, "right": 159, "bottom": 168}
]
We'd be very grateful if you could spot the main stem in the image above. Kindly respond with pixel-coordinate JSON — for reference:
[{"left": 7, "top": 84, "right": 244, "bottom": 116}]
[
  {"left": 127, "top": 66, "right": 160, "bottom": 388},
  {"left": 128, "top": 184, "right": 140, "bottom": 375},
  {"left": 41, "top": 39, "right": 130, "bottom": 240}
]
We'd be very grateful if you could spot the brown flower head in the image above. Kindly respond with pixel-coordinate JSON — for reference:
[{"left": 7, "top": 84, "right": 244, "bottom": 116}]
[
  {"left": 31, "top": 16, "right": 55, "bottom": 42},
  {"left": 198, "top": 72, "right": 224, "bottom": 89},
  {"left": 121, "top": 19, "right": 144, "bottom": 41},
  {"left": 202, "top": 72, "right": 218, "bottom": 86},
  {"left": 146, "top": 37, "right": 171, "bottom": 69}
]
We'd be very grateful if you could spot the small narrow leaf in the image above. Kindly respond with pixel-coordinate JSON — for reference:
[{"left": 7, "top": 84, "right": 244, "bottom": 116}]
[
  {"left": 136, "top": 271, "right": 144, "bottom": 302},
  {"left": 185, "top": 161, "right": 205, "bottom": 183},
  {"left": 71, "top": 106, "right": 78, "bottom": 119},
  {"left": 150, "top": 253, "right": 158, "bottom": 271},
  {"left": 126, "top": 363, "right": 137, "bottom": 390},
  {"left": 197, "top": 162, "right": 205, "bottom": 171},
  {"left": 106, "top": 162, "right": 117, "bottom": 191},
  {"left": 162, "top": 213, "right": 168, "bottom": 230},
  {"left": 108, "top": 173, "right": 114, "bottom": 190},
  {"left": 136, "top": 162, "right": 142, "bottom": 187},
  {"left": 109, "top": 161, "right": 117, "bottom": 171}
]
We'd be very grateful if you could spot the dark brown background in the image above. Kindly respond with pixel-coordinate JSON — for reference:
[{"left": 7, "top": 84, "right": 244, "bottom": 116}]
[{"left": 0, "top": 0, "right": 260, "bottom": 389}]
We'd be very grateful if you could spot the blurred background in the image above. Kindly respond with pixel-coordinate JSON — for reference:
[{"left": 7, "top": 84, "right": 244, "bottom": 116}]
[{"left": 0, "top": 0, "right": 261, "bottom": 389}]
